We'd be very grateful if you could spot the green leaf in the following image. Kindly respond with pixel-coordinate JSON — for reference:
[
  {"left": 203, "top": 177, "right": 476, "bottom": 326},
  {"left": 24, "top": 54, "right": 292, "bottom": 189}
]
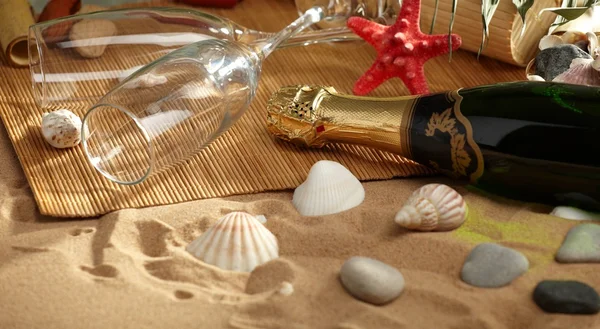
[
  {"left": 584, "top": 0, "right": 600, "bottom": 6},
  {"left": 448, "top": 0, "right": 459, "bottom": 61},
  {"left": 479, "top": 0, "right": 500, "bottom": 58},
  {"left": 512, "top": 0, "right": 534, "bottom": 36},
  {"left": 541, "top": 0, "right": 599, "bottom": 26},
  {"left": 429, "top": 0, "right": 440, "bottom": 34},
  {"left": 539, "top": 6, "right": 594, "bottom": 21}
]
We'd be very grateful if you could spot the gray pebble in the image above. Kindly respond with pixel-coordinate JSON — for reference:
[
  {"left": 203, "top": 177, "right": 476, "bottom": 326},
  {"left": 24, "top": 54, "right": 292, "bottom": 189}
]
[
  {"left": 533, "top": 280, "right": 600, "bottom": 314},
  {"left": 535, "top": 44, "right": 592, "bottom": 81},
  {"left": 461, "top": 243, "right": 529, "bottom": 288},
  {"left": 339, "top": 256, "right": 405, "bottom": 305},
  {"left": 556, "top": 223, "right": 600, "bottom": 263}
]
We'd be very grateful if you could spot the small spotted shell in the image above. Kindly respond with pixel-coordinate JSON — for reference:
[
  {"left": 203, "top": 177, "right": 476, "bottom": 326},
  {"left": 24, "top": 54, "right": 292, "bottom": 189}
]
[
  {"left": 41, "top": 109, "right": 82, "bottom": 149},
  {"left": 394, "top": 184, "right": 467, "bottom": 231}
]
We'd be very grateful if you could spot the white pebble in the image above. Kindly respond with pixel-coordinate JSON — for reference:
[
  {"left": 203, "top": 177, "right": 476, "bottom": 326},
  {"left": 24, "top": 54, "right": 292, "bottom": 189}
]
[
  {"left": 278, "top": 282, "right": 294, "bottom": 296},
  {"left": 339, "top": 256, "right": 404, "bottom": 305},
  {"left": 550, "top": 206, "right": 600, "bottom": 221}
]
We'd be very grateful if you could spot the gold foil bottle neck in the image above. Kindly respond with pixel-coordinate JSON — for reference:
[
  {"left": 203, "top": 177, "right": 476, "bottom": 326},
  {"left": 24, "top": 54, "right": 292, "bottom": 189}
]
[
  {"left": 266, "top": 85, "right": 416, "bottom": 155},
  {"left": 266, "top": 85, "right": 337, "bottom": 148}
]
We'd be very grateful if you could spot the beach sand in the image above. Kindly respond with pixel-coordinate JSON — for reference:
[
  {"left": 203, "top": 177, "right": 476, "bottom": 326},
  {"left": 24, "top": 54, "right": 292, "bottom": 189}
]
[
  {"left": 1, "top": 112, "right": 599, "bottom": 328},
  {"left": 1, "top": 1, "right": 599, "bottom": 328}
]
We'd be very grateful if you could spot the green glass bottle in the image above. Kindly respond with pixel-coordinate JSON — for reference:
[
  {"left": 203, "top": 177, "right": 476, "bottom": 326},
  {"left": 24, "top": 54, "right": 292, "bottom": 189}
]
[{"left": 266, "top": 81, "right": 600, "bottom": 210}]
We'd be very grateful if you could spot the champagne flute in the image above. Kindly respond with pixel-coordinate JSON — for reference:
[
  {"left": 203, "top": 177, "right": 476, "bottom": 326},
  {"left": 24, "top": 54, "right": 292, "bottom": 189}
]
[
  {"left": 30, "top": 4, "right": 392, "bottom": 108},
  {"left": 81, "top": 6, "right": 328, "bottom": 185}
]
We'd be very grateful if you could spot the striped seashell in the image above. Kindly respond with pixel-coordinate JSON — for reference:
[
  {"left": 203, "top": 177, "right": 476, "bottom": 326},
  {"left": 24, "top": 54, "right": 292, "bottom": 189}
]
[
  {"left": 292, "top": 160, "right": 365, "bottom": 216},
  {"left": 186, "top": 212, "right": 279, "bottom": 272},
  {"left": 394, "top": 184, "right": 467, "bottom": 231},
  {"left": 553, "top": 58, "right": 600, "bottom": 86}
]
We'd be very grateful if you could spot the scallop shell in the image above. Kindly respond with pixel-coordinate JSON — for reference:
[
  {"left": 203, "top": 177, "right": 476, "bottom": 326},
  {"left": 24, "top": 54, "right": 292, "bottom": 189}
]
[
  {"left": 394, "top": 184, "right": 467, "bottom": 231},
  {"left": 550, "top": 206, "right": 600, "bottom": 221},
  {"left": 41, "top": 109, "right": 82, "bottom": 148},
  {"left": 186, "top": 212, "right": 279, "bottom": 272},
  {"left": 552, "top": 58, "right": 600, "bottom": 86},
  {"left": 539, "top": 34, "right": 564, "bottom": 50},
  {"left": 292, "top": 160, "right": 365, "bottom": 216}
]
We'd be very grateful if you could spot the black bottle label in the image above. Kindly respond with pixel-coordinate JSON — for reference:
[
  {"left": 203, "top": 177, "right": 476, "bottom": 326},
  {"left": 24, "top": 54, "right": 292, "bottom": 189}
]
[{"left": 404, "top": 90, "right": 484, "bottom": 182}]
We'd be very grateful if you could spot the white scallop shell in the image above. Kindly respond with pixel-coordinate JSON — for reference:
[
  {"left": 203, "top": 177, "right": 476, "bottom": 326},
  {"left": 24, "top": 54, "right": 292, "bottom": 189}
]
[
  {"left": 292, "top": 160, "right": 365, "bottom": 216},
  {"left": 550, "top": 206, "right": 600, "bottom": 221},
  {"left": 41, "top": 109, "right": 82, "bottom": 148},
  {"left": 552, "top": 58, "right": 600, "bottom": 86},
  {"left": 394, "top": 184, "right": 467, "bottom": 231},
  {"left": 186, "top": 212, "right": 279, "bottom": 272},
  {"left": 539, "top": 34, "right": 564, "bottom": 50}
]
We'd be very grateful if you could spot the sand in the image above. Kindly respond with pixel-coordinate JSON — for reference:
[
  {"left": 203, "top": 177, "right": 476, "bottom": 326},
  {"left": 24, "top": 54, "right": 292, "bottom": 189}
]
[
  {"left": 1, "top": 113, "right": 600, "bottom": 328},
  {"left": 1, "top": 1, "right": 600, "bottom": 328}
]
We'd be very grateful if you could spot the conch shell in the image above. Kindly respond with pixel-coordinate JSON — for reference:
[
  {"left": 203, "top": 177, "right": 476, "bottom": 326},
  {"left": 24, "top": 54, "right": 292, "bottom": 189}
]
[{"left": 394, "top": 184, "right": 467, "bottom": 231}]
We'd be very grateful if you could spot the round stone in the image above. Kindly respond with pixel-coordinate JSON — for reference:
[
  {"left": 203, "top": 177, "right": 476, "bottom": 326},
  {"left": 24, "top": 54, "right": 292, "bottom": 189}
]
[
  {"left": 555, "top": 223, "right": 600, "bottom": 263},
  {"left": 535, "top": 44, "right": 592, "bottom": 81},
  {"left": 339, "top": 256, "right": 405, "bottom": 305},
  {"left": 460, "top": 243, "right": 529, "bottom": 288},
  {"left": 533, "top": 280, "right": 600, "bottom": 314}
]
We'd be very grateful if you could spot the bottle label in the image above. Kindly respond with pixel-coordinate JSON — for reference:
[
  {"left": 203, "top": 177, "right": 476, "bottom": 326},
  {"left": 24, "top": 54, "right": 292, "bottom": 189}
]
[{"left": 403, "top": 90, "right": 484, "bottom": 182}]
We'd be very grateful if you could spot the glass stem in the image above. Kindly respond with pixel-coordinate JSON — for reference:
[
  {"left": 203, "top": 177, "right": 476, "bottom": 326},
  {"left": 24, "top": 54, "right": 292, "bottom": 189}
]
[{"left": 252, "top": 6, "right": 327, "bottom": 60}]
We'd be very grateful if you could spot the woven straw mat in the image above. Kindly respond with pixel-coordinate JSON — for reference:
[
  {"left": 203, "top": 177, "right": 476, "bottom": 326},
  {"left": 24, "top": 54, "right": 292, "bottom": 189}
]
[{"left": 0, "top": 0, "right": 524, "bottom": 217}]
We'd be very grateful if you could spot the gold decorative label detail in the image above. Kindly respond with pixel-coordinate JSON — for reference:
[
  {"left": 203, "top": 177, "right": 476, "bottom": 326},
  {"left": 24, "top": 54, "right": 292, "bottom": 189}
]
[{"left": 407, "top": 90, "right": 484, "bottom": 182}]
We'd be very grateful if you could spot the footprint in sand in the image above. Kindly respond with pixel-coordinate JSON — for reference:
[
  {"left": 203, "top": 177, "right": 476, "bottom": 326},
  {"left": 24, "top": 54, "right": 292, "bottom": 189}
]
[
  {"left": 174, "top": 290, "right": 194, "bottom": 300},
  {"left": 69, "top": 227, "right": 95, "bottom": 236},
  {"left": 135, "top": 220, "right": 174, "bottom": 257},
  {"left": 80, "top": 264, "right": 119, "bottom": 278},
  {"left": 245, "top": 258, "right": 296, "bottom": 295}
]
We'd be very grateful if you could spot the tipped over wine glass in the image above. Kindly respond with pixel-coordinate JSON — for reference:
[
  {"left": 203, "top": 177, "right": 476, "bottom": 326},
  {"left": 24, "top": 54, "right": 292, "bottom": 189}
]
[{"left": 80, "top": 6, "right": 330, "bottom": 185}]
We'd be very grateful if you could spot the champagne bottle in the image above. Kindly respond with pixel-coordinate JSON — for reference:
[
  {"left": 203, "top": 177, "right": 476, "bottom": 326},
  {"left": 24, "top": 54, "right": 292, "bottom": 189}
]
[{"left": 266, "top": 81, "right": 600, "bottom": 210}]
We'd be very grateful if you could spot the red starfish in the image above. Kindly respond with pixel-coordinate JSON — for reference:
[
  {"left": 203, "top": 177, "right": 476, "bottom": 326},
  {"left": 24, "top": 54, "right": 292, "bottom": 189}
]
[{"left": 347, "top": 0, "right": 462, "bottom": 95}]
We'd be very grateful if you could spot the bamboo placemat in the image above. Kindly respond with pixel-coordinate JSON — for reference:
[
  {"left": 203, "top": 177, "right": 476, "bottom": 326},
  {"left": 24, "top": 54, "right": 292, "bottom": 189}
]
[{"left": 0, "top": 0, "right": 525, "bottom": 217}]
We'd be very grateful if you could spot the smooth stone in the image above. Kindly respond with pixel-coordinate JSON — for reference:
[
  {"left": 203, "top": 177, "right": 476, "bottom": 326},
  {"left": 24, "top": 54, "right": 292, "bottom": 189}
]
[
  {"left": 339, "top": 256, "right": 405, "bottom": 305},
  {"left": 535, "top": 44, "right": 592, "bottom": 81},
  {"left": 533, "top": 280, "right": 600, "bottom": 314},
  {"left": 555, "top": 223, "right": 600, "bottom": 263},
  {"left": 550, "top": 206, "right": 600, "bottom": 221},
  {"left": 460, "top": 243, "right": 529, "bottom": 288}
]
